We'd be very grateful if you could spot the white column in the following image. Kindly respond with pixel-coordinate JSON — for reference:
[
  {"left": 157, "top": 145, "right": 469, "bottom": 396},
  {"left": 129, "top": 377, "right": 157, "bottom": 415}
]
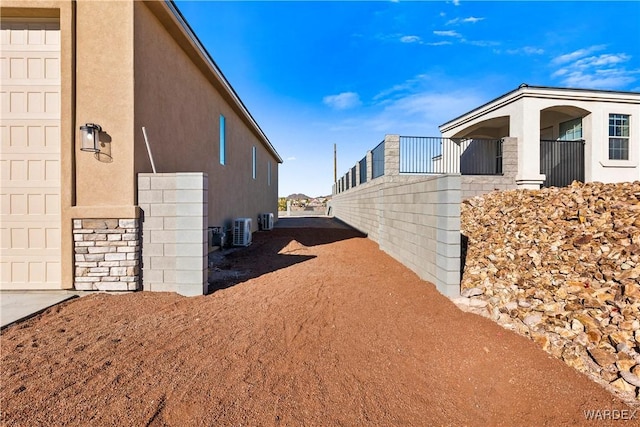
[{"left": 514, "top": 98, "right": 545, "bottom": 189}]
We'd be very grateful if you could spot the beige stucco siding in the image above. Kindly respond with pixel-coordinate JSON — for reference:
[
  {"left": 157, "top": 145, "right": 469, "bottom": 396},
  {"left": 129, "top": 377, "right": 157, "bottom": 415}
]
[
  {"left": 74, "top": 0, "right": 135, "bottom": 207},
  {"left": 2, "top": 0, "right": 280, "bottom": 291},
  {"left": 133, "top": 2, "right": 278, "bottom": 229}
]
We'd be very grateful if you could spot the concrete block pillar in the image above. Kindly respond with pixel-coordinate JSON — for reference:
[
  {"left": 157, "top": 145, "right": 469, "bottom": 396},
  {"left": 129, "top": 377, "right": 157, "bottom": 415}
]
[
  {"left": 384, "top": 134, "right": 400, "bottom": 176},
  {"left": 366, "top": 150, "right": 373, "bottom": 182},
  {"left": 138, "top": 172, "right": 208, "bottom": 296},
  {"left": 501, "top": 137, "right": 518, "bottom": 181}
]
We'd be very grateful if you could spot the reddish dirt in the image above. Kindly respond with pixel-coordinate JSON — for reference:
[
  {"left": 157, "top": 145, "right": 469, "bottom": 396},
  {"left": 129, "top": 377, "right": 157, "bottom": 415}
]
[{"left": 1, "top": 217, "right": 637, "bottom": 426}]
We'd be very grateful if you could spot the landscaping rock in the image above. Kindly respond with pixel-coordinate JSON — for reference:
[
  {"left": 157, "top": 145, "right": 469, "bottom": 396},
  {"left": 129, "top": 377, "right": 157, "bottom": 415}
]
[{"left": 459, "top": 181, "right": 640, "bottom": 406}]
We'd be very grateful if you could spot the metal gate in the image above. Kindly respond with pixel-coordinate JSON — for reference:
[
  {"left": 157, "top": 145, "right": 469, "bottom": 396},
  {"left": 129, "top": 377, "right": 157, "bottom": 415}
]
[{"left": 540, "top": 139, "right": 585, "bottom": 188}]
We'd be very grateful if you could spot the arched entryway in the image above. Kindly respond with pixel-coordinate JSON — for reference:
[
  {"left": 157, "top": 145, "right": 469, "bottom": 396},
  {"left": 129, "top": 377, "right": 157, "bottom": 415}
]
[{"left": 540, "top": 105, "right": 591, "bottom": 187}]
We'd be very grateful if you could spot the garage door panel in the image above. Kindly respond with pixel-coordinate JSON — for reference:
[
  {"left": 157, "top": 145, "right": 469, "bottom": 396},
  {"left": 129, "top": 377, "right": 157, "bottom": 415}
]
[
  {"left": 0, "top": 53, "right": 60, "bottom": 83},
  {"left": 1, "top": 21, "right": 59, "bottom": 50},
  {"left": 1, "top": 156, "right": 60, "bottom": 183},
  {"left": 0, "top": 260, "right": 60, "bottom": 290},
  {"left": 1, "top": 19, "right": 61, "bottom": 289},
  {"left": 1, "top": 226, "right": 60, "bottom": 250},
  {"left": 1, "top": 121, "right": 61, "bottom": 150},
  {"left": 1, "top": 192, "right": 60, "bottom": 213},
  {"left": 1, "top": 87, "right": 60, "bottom": 118}
]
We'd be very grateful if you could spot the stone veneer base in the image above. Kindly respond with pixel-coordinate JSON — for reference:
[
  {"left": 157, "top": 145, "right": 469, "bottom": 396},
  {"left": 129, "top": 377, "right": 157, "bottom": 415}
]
[{"left": 73, "top": 218, "right": 141, "bottom": 291}]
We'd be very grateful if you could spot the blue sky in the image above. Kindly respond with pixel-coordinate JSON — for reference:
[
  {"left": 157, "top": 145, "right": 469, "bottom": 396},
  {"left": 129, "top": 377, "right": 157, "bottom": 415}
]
[{"left": 174, "top": 0, "right": 640, "bottom": 197}]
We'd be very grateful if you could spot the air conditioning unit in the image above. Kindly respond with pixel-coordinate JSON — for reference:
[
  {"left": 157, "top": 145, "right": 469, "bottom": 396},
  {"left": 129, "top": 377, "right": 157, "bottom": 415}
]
[
  {"left": 208, "top": 226, "right": 226, "bottom": 252},
  {"left": 259, "top": 213, "right": 274, "bottom": 231},
  {"left": 233, "top": 218, "right": 252, "bottom": 246}
]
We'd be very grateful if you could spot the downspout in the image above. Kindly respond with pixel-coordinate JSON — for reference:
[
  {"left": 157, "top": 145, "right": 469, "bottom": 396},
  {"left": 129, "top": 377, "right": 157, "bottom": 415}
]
[{"left": 71, "top": 0, "right": 77, "bottom": 206}]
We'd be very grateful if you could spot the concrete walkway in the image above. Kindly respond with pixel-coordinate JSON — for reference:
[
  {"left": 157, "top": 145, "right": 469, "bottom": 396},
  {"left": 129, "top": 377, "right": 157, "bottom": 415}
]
[{"left": 0, "top": 291, "right": 89, "bottom": 330}]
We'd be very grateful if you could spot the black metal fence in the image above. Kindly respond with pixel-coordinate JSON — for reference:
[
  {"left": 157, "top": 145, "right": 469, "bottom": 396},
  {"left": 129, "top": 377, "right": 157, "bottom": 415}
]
[
  {"left": 359, "top": 156, "right": 367, "bottom": 184},
  {"left": 540, "top": 139, "right": 585, "bottom": 188},
  {"left": 372, "top": 140, "right": 385, "bottom": 179},
  {"left": 399, "top": 136, "right": 503, "bottom": 175},
  {"left": 351, "top": 165, "right": 357, "bottom": 188}
]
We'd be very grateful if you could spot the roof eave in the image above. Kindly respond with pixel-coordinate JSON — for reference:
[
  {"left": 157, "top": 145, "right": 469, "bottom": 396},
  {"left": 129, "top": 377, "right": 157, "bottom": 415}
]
[{"left": 439, "top": 84, "right": 640, "bottom": 134}]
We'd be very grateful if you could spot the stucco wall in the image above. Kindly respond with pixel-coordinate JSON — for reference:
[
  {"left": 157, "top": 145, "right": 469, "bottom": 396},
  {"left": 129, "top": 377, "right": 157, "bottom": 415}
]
[
  {"left": 441, "top": 87, "right": 640, "bottom": 188},
  {"left": 74, "top": 0, "right": 136, "bottom": 207},
  {"left": 2, "top": 1, "right": 140, "bottom": 289},
  {"left": 2, "top": 0, "right": 280, "bottom": 290},
  {"left": 133, "top": 2, "right": 279, "bottom": 231}
]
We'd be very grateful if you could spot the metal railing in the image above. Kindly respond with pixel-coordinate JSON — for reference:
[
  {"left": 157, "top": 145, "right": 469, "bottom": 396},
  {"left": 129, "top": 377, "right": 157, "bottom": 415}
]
[
  {"left": 359, "top": 156, "right": 367, "bottom": 184},
  {"left": 335, "top": 135, "right": 505, "bottom": 194},
  {"left": 399, "top": 136, "right": 502, "bottom": 175},
  {"left": 372, "top": 140, "right": 385, "bottom": 179},
  {"left": 540, "top": 139, "right": 585, "bottom": 187}
]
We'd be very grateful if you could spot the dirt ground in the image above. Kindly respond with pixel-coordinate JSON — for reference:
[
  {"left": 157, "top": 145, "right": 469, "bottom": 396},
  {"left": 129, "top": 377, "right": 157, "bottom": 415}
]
[{"left": 1, "top": 218, "right": 636, "bottom": 426}]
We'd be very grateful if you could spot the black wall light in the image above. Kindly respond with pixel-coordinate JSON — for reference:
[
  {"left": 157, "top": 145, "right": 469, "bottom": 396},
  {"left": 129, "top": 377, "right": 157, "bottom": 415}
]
[{"left": 80, "top": 123, "right": 102, "bottom": 153}]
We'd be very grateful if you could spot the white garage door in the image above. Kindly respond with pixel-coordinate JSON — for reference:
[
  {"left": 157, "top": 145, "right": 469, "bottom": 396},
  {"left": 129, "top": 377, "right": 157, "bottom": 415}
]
[{"left": 1, "top": 19, "right": 62, "bottom": 289}]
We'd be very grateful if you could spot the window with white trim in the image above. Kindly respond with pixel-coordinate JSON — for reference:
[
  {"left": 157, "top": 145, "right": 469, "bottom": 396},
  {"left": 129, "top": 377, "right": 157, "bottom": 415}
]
[
  {"left": 252, "top": 146, "right": 257, "bottom": 179},
  {"left": 609, "top": 114, "right": 629, "bottom": 160},
  {"left": 219, "top": 115, "right": 226, "bottom": 165},
  {"left": 559, "top": 118, "right": 582, "bottom": 140}
]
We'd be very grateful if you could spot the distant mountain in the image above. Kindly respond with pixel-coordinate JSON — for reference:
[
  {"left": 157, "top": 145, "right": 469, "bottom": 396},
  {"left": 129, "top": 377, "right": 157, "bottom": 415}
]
[
  {"left": 286, "top": 193, "right": 311, "bottom": 200},
  {"left": 282, "top": 193, "right": 332, "bottom": 200}
]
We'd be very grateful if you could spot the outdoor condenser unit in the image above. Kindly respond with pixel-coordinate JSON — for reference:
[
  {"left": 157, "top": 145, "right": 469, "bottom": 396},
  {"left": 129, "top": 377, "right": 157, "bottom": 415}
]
[
  {"left": 259, "top": 213, "right": 274, "bottom": 231},
  {"left": 233, "top": 218, "right": 252, "bottom": 247}
]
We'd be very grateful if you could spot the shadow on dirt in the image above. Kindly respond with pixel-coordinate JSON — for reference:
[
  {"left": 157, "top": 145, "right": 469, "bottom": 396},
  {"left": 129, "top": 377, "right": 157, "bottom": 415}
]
[{"left": 207, "top": 217, "right": 366, "bottom": 293}]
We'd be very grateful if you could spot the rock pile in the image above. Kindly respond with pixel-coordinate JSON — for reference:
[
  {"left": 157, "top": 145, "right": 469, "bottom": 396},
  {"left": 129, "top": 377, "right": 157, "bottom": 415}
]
[{"left": 458, "top": 181, "right": 640, "bottom": 406}]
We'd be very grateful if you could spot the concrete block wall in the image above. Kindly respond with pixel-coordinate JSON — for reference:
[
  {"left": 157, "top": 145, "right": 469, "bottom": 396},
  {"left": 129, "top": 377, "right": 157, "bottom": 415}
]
[
  {"left": 138, "top": 173, "right": 208, "bottom": 296},
  {"left": 330, "top": 174, "right": 461, "bottom": 297}
]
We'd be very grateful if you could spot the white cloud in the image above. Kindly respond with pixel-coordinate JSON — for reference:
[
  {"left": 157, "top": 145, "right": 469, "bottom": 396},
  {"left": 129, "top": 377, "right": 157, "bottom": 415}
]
[
  {"left": 286, "top": 156, "right": 297, "bottom": 161},
  {"left": 505, "top": 46, "right": 544, "bottom": 55},
  {"left": 452, "top": 0, "right": 460, "bottom": 6},
  {"left": 551, "top": 47, "right": 637, "bottom": 89},
  {"left": 557, "top": 70, "right": 636, "bottom": 89},
  {"left": 367, "top": 90, "right": 485, "bottom": 134},
  {"left": 400, "top": 35, "right": 422, "bottom": 44},
  {"left": 574, "top": 53, "right": 631, "bottom": 68},
  {"left": 465, "top": 39, "right": 499, "bottom": 47},
  {"left": 552, "top": 68, "right": 568, "bottom": 77},
  {"left": 426, "top": 41, "right": 453, "bottom": 46},
  {"left": 367, "top": 74, "right": 486, "bottom": 134},
  {"left": 551, "top": 45, "right": 607, "bottom": 65},
  {"left": 463, "top": 16, "right": 483, "bottom": 23},
  {"left": 323, "top": 92, "right": 362, "bottom": 110},
  {"left": 433, "top": 30, "right": 461, "bottom": 38},
  {"left": 447, "top": 16, "right": 484, "bottom": 25},
  {"left": 373, "top": 74, "right": 430, "bottom": 101}
]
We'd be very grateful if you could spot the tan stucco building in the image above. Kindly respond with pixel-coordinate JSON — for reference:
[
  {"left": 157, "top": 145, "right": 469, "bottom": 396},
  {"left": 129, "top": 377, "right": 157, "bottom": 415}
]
[{"left": 1, "top": 1, "right": 282, "bottom": 292}]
